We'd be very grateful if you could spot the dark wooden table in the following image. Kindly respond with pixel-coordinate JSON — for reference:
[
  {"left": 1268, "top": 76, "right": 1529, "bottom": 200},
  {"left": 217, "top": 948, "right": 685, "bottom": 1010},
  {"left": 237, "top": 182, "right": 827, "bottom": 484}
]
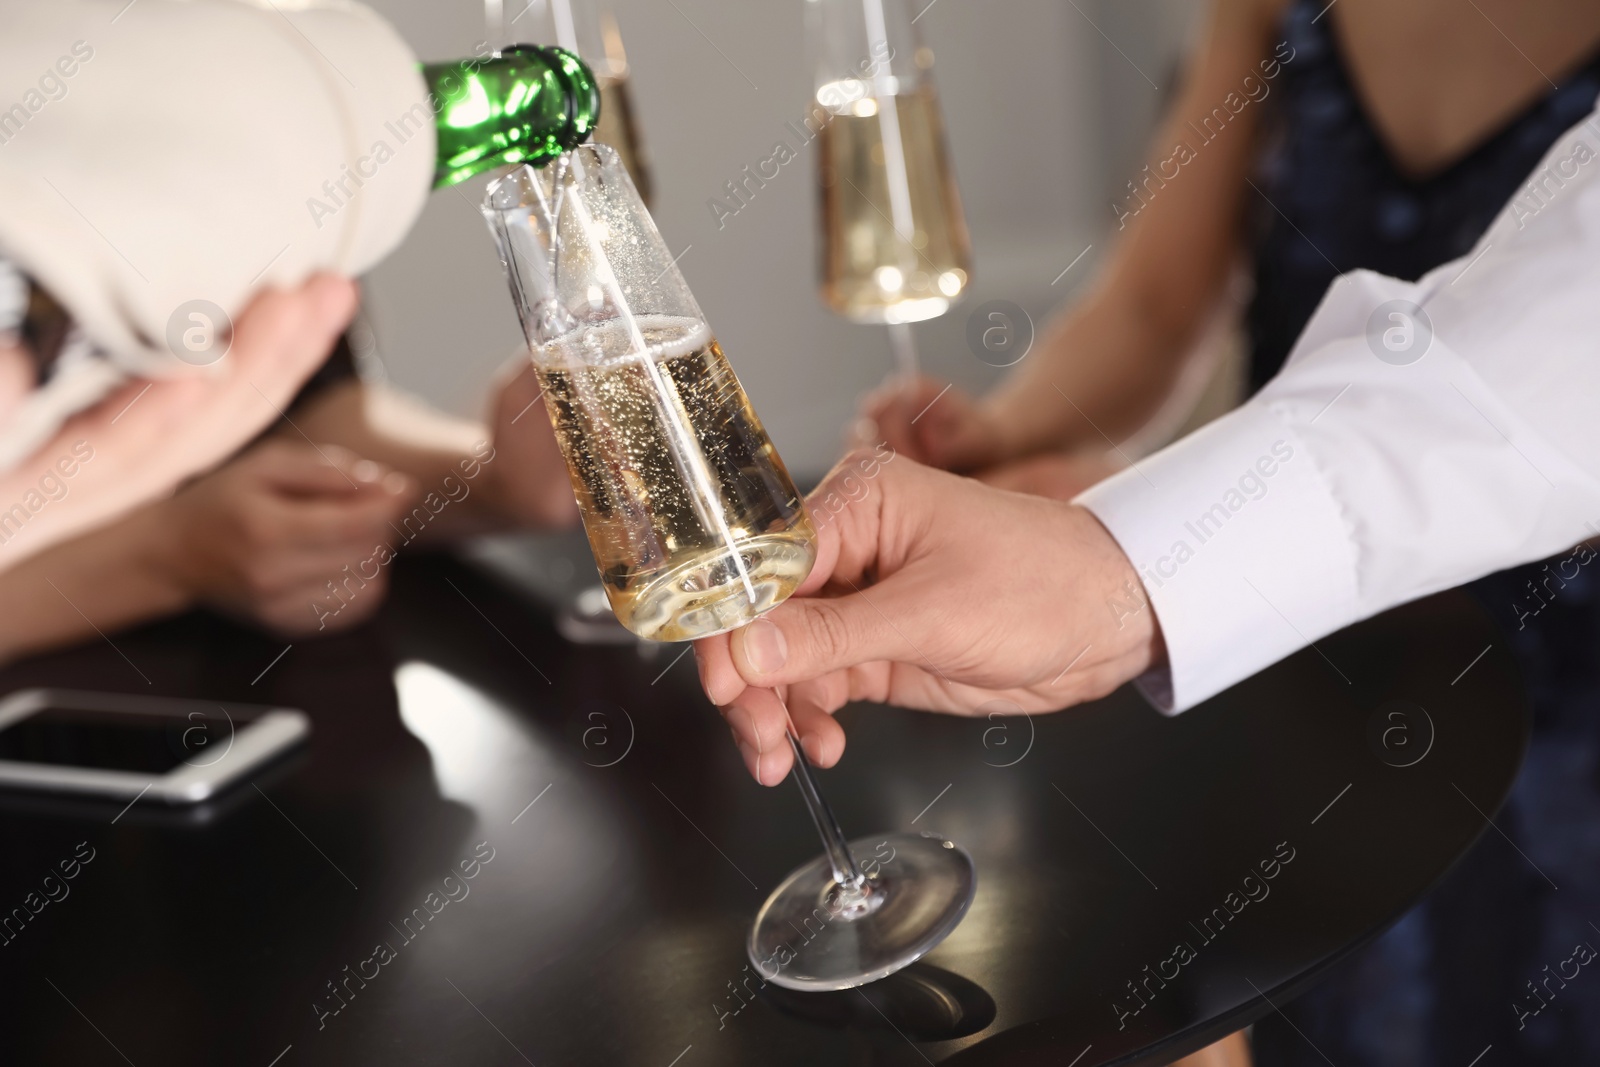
[{"left": 0, "top": 545, "right": 1528, "bottom": 1066}]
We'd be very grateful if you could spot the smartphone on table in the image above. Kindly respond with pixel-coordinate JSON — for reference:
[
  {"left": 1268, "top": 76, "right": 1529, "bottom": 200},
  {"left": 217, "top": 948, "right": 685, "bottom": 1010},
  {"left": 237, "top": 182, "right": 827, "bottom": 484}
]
[{"left": 0, "top": 689, "right": 308, "bottom": 804}]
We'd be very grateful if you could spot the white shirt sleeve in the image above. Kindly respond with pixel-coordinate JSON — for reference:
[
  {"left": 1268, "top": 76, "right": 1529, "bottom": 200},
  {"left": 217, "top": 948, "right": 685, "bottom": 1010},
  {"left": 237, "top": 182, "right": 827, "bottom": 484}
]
[{"left": 1076, "top": 102, "right": 1600, "bottom": 713}]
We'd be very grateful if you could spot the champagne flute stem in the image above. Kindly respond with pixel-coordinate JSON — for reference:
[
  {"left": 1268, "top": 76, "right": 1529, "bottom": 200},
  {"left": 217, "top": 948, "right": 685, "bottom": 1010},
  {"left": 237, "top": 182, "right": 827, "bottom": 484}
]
[
  {"left": 784, "top": 732, "right": 866, "bottom": 891},
  {"left": 888, "top": 322, "right": 918, "bottom": 390},
  {"left": 551, "top": 0, "right": 580, "bottom": 53},
  {"left": 484, "top": 0, "right": 505, "bottom": 51}
]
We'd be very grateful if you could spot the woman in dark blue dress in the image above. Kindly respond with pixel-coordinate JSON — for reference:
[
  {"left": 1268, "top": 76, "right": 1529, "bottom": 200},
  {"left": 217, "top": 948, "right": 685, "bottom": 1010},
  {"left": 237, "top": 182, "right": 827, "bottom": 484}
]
[
  {"left": 863, "top": 0, "right": 1600, "bottom": 1062},
  {"left": 1250, "top": 4, "right": 1600, "bottom": 1064}
]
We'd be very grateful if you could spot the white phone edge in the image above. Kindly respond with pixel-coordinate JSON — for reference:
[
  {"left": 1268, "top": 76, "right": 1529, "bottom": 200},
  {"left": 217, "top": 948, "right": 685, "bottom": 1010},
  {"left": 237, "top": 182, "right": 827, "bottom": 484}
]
[{"left": 0, "top": 688, "right": 310, "bottom": 805}]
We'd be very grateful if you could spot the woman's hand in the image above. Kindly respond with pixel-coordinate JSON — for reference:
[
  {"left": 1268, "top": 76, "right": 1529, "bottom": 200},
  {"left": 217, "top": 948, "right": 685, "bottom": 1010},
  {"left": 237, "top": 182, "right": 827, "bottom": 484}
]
[
  {"left": 854, "top": 375, "right": 1008, "bottom": 472},
  {"left": 693, "top": 453, "right": 1164, "bottom": 785},
  {"left": 154, "top": 437, "right": 417, "bottom": 635}
]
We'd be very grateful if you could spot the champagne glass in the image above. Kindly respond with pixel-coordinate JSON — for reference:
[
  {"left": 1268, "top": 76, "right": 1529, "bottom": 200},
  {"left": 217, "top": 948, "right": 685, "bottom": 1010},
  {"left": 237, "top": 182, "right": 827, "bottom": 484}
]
[
  {"left": 482, "top": 146, "right": 975, "bottom": 988},
  {"left": 809, "top": 0, "right": 973, "bottom": 387},
  {"left": 482, "top": 147, "right": 813, "bottom": 640}
]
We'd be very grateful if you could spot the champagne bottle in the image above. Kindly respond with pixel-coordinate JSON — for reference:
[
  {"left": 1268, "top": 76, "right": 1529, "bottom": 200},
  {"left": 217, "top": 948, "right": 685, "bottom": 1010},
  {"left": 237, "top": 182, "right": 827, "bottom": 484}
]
[{"left": 424, "top": 45, "right": 601, "bottom": 188}]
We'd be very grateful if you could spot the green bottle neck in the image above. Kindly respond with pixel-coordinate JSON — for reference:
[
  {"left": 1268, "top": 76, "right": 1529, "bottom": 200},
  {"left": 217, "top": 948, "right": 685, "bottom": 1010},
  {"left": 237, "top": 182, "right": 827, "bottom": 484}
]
[{"left": 423, "top": 45, "right": 601, "bottom": 189}]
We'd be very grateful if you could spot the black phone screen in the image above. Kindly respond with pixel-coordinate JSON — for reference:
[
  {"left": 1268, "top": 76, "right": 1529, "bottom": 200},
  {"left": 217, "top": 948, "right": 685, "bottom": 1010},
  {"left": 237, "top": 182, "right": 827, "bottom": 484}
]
[{"left": 0, "top": 707, "right": 248, "bottom": 775}]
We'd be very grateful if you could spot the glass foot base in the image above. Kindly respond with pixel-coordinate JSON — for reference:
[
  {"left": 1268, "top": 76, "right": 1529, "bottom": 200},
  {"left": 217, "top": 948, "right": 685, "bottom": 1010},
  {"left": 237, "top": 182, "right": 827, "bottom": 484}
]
[{"left": 748, "top": 831, "right": 976, "bottom": 992}]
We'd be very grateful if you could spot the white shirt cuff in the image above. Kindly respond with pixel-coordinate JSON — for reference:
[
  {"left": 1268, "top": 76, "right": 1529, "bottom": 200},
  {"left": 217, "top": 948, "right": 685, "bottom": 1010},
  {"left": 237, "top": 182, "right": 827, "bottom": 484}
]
[{"left": 1076, "top": 399, "right": 1361, "bottom": 713}]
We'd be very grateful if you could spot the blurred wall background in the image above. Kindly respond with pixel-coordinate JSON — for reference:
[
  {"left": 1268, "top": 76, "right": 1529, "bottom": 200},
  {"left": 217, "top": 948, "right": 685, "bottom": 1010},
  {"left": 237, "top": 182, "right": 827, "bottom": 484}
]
[{"left": 357, "top": 0, "right": 1199, "bottom": 475}]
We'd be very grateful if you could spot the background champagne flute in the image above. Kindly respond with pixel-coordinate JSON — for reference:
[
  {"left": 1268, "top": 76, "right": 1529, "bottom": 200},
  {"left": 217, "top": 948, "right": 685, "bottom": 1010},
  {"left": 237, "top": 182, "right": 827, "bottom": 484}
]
[{"left": 810, "top": 0, "right": 973, "bottom": 387}]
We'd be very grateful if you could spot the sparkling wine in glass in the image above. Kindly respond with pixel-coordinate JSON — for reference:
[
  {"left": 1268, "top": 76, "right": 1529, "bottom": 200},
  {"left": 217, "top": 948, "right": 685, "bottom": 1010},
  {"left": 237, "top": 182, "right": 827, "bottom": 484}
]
[
  {"left": 817, "top": 85, "right": 971, "bottom": 325},
  {"left": 534, "top": 320, "right": 816, "bottom": 639}
]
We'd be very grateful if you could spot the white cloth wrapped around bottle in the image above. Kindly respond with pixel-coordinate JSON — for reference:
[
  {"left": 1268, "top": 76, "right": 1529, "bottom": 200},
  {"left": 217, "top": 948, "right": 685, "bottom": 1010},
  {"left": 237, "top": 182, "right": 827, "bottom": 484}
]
[{"left": 0, "top": 0, "right": 434, "bottom": 472}]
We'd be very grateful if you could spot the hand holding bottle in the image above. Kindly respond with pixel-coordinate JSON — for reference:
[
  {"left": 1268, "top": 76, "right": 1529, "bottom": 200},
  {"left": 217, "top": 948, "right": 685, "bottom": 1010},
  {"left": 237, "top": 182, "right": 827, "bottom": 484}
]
[{"left": 0, "top": 276, "right": 357, "bottom": 572}]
